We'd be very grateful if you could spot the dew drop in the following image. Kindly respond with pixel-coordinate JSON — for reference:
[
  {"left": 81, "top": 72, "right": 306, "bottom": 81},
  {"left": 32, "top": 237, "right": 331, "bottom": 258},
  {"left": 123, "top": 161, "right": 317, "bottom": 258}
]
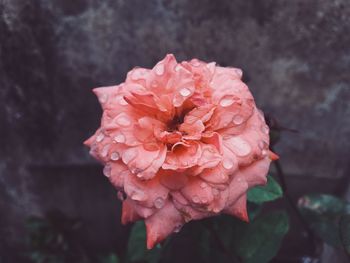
[
  {"left": 223, "top": 158, "right": 234, "bottom": 170},
  {"left": 234, "top": 68, "right": 243, "bottom": 77},
  {"left": 151, "top": 81, "right": 158, "bottom": 88},
  {"left": 180, "top": 88, "right": 191, "bottom": 97},
  {"left": 103, "top": 164, "right": 111, "bottom": 177},
  {"left": 262, "top": 150, "right": 267, "bottom": 156},
  {"left": 173, "top": 224, "right": 183, "bottom": 233},
  {"left": 220, "top": 97, "right": 234, "bottom": 107},
  {"left": 117, "top": 191, "right": 126, "bottom": 201},
  {"left": 131, "top": 72, "right": 139, "bottom": 80},
  {"left": 114, "top": 133, "right": 126, "bottom": 143},
  {"left": 192, "top": 195, "right": 200, "bottom": 203},
  {"left": 213, "top": 207, "right": 221, "bottom": 213},
  {"left": 98, "top": 94, "right": 108, "bottom": 104},
  {"left": 89, "top": 147, "right": 98, "bottom": 157},
  {"left": 122, "top": 148, "right": 138, "bottom": 164},
  {"left": 101, "top": 145, "right": 110, "bottom": 157},
  {"left": 131, "top": 168, "right": 143, "bottom": 175},
  {"left": 96, "top": 133, "right": 105, "bottom": 142},
  {"left": 200, "top": 182, "right": 207, "bottom": 189},
  {"left": 258, "top": 141, "right": 265, "bottom": 150},
  {"left": 155, "top": 63, "right": 165, "bottom": 75},
  {"left": 131, "top": 190, "right": 145, "bottom": 201},
  {"left": 232, "top": 115, "right": 244, "bottom": 125},
  {"left": 110, "top": 152, "right": 120, "bottom": 161},
  {"left": 154, "top": 197, "right": 165, "bottom": 209},
  {"left": 191, "top": 60, "right": 201, "bottom": 67},
  {"left": 116, "top": 115, "right": 131, "bottom": 127},
  {"left": 116, "top": 95, "right": 128, "bottom": 106},
  {"left": 258, "top": 110, "right": 265, "bottom": 121},
  {"left": 261, "top": 124, "right": 269, "bottom": 134},
  {"left": 229, "top": 137, "right": 251, "bottom": 156},
  {"left": 212, "top": 188, "right": 220, "bottom": 196},
  {"left": 201, "top": 197, "right": 208, "bottom": 203},
  {"left": 131, "top": 69, "right": 146, "bottom": 80},
  {"left": 175, "top": 65, "right": 181, "bottom": 72}
]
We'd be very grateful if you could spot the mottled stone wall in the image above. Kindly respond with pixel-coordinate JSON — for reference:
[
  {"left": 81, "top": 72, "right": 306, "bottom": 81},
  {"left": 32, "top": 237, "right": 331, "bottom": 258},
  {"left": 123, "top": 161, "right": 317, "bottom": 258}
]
[{"left": 1, "top": 0, "right": 349, "bottom": 261}]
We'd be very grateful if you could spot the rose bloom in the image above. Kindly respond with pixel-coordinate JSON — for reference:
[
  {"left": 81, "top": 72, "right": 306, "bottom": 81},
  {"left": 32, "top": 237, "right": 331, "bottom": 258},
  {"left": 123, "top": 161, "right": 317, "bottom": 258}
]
[{"left": 84, "top": 54, "right": 277, "bottom": 249}]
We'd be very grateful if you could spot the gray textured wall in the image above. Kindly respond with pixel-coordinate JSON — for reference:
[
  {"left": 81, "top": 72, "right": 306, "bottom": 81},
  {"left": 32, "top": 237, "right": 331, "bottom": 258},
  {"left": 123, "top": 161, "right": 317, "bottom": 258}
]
[{"left": 1, "top": 0, "right": 349, "bottom": 261}]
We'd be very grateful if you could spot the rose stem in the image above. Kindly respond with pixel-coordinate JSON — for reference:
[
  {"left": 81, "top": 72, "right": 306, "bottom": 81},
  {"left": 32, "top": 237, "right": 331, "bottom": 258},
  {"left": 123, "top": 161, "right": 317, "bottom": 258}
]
[{"left": 271, "top": 150, "right": 317, "bottom": 254}]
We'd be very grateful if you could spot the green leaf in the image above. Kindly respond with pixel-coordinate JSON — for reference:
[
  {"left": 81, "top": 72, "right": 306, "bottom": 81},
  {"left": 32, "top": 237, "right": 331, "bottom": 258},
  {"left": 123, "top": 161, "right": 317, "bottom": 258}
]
[
  {"left": 127, "top": 221, "right": 162, "bottom": 263},
  {"left": 339, "top": 214, "right": 350, "bottom": 255},
  {"left": 247, "top": 202, "right": 262, "bottom": 220},
  {"left": 127, "top": 221, "right": 146, "bottom": 262},
  {"left": 247, "top": 175, "right": 283, "bottom": 204},
  {"left": 235, "top": 211, "right": 289, "bottom": 263}
]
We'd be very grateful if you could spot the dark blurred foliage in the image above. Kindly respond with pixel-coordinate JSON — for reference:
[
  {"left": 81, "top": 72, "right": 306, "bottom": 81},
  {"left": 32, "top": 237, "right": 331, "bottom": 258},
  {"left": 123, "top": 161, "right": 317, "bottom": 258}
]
[{"left": 25, "top": 210, "right": 119, "bottom": 263}]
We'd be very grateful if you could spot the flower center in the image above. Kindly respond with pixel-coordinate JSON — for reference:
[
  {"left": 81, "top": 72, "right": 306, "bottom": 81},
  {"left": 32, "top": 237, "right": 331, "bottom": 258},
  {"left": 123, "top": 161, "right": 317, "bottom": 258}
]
[
  {"left": 167, "top": 115, "right": 185, "bottom": 132},
  {"left": 166, "top": 107, "right": 193, "bottom": 132}
]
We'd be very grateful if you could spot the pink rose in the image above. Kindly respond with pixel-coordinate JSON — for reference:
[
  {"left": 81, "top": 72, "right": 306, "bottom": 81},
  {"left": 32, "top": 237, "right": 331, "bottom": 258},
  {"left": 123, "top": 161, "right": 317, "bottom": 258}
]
[{"left": 84, "top": 54, "right": 277, "bottom": 249}]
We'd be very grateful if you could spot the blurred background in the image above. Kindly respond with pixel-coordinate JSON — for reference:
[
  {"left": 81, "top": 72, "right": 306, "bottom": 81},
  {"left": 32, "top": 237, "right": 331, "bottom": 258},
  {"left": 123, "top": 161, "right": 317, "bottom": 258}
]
[{"left": 1, "top": 0, "right": 349, "bottom": 262}]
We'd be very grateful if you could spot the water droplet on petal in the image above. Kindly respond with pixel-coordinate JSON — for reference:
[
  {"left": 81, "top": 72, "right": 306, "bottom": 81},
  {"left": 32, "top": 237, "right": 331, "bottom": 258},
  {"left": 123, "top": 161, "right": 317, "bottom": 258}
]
[
  {"left": 180, "top": 88, "right": 191, "bottom": 97},
  {"left": 122, "top": 148, "right": 138, "bottom": 164},
  {"left": 151, "top": 81, "right": 158, "bottom": 88},
  {"left": 200, "top": 182, "right": 207, "bottom": 189},
  {"left": 117, "top": 191, "right": 126, "bottom": 201},
  {"left": 175, "top": 65, "right": 181, "bottom": 72},
  {"left": 96, "top": 133, "right": 105, "bottom": 142},
  {"left": 232, "top": 115, "right": 244, "bottom": 125},
  {"left": 201, "top": 197, "right": 208, "bottom": 203},
  {"left": 191, "top": 60, "right": 201, "bottom": 67},
  {"left": 101, "top": 145, "right": 110, "bottom": 157},
  {"left": 234, "top": 68, "right": 243, "bottom": 77},
  {"left": 116, "top": 115, "right": 131, "bottom": 127},
  {"left": 131, "top": 72, "right": 139, "bottom": 80},
  {"left": 223, "top": 158, "right": 234, "bottom": 170},
  {"left": 192, "top": 196, "right": 200, "bottom": 203},
  {"left": 131, "top": 69, "right": 146, "bottom": 80},
  {"left": 155, "top": 63, "right": 165, "bottom": 75},
  {"left": 220, "top": 97, "right": 234, "bottom": 107},
  {"left": 116, "top": 95, "right": 128, "bottom": 106},
  {"left": 114, "top": 133, "right": 126, "bottom": 143},
  {"left": 98, "top": 94, "right": 108, "bottom": 104},
  {"left": 131, "top": 190, "right": 145, "bottom": 201},
  {"left": 229, "top": 137, "right": 251, "bottom": 156},
  {"left": 154, "top": 197, "right": 165, "bottom": 209},
  {"left": 258, "top": 141, "right": 264, "bottom": 149},
  {"left": 103, "top": 164, "right": 111, "bottom": 177},
  {"left": 110, "top": 152, "right": 120, "bottom": 161},
  {"left": 262, "top": 150, "right": 267, "bottom": 156},
  {"left": 212, "top": 188, "right": 220, "bottom": 196},
  {"left": 261, "top": 124, "right": 269, "bottom": 134},
  {"left": 173, "top": 224, "right": 183, "bottom": 233},
  {"left": 213, "top": 207, "right": 221, "bottom": 213},
  {"left": 258, "top": 110, "right": 265, "bottom": 121},
  {"left": 131, "top": 168, "right": 142, "bottom": 175}
]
